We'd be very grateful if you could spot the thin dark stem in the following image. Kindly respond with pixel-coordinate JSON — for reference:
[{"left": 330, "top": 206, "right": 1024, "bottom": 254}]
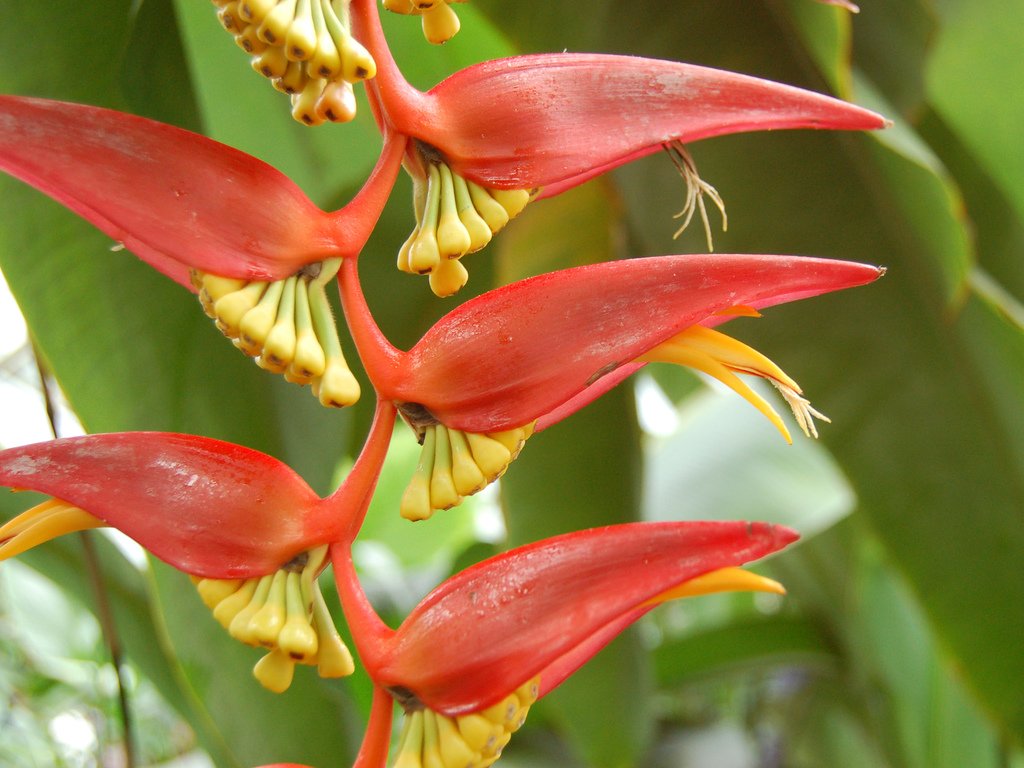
[
  {"left": 32, "top": 347, "right": 136, "bottom": 768},
  {"left": 77, "top": 531, "right": 136, "bottom": 768}
]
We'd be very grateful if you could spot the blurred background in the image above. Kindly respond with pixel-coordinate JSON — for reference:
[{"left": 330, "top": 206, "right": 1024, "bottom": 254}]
[{"left": 1, "top": 1, "right": 1022, "bottom": 766}]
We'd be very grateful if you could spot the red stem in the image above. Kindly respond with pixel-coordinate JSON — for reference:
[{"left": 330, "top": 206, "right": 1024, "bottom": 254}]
[
  {"left": 349, "top": 0, "right": 430, "bottom": 127},
  {"left": 338, "top": 256, "right": 405, "bottom": 390},
  {"left": 331, "top": 541, "right": 393, "bottom": 669},
  {"left": 317, "top": 398, "right": 397, "bottom": 535},
  {"left": 353, "top": 686, "right": 396, "bottom": 768}
]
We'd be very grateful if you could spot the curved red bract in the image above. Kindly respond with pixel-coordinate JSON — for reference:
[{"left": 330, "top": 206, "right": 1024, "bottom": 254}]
[
  {"left": 0, "top": 96, "right": 345, "bottom": 286},
  {"left": 379, "top": 254, "right": 883, "bottom": 432},
  {"left": 365, "top": 521, "right": 798, "bottom": 714},
  {"left": 404, "top": 54, "right": 887, "bottom": 191},
  {"left": 0, "top": 433, "right": 324, "bottom": 577}
]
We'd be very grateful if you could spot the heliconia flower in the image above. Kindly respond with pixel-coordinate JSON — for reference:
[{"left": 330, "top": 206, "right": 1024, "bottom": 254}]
[
  {"left": 349, "top": 0, "right": 888, "bottom": 295},
  {"left": 338, "top": 253, "right": 883, "bottom": 521},
  {"left": 211, "top": 0, "right": 378, "bottom": 125},
  {"left": 0, "top": 401, "right": 398, "bottom": 692},
  {"left": 331, "top": 520, "right": 798, "bottom": 768},
  {"left": 0, "top": 94, "right": 406, "bottom": 407}
]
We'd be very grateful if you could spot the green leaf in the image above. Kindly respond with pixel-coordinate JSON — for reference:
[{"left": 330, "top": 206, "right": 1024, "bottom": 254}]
[
  {"left": 770, "top": 521, "right": 1006, "bottom": 768},
  {"left": 654, "top": 614, "right": 834, "bottom": 686},
  {"left": 643, "top": 387, "right": 856, "bottom": 537},
  {"left": 927, "top": 0, "right": 1024, "bottom": 224},
  {"left": 850, "top": 0, "right": 937, "bottom": 115}
]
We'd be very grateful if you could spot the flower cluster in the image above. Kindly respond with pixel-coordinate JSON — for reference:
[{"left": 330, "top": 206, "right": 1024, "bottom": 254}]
[{"left": 0, "top": 2, "right": 886, "bottom": 766}]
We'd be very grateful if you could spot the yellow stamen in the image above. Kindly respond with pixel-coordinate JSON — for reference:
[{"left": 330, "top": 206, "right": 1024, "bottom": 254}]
[
  {"left": 192, "top": 260, "right": 360, "bottom": 408},
  {"left": 665, "top": 140, "right": 727, "bottom": 250},
  {"left": 0, "top": 499, "right": 105, "bottom": 560},
  {"left": 640, "top": 323, "right": 829, "bottom": 442},
  {"left": 647, "top": 567, "right": 786, "bottom": 606},
  {"left": 399, "top": 421, "right": 536, "bottom": 521},
  {"left": 400, "top": 426, "right": 437, "bottom": 521},
  {"left": 193, "top": 545, "right": 354, "bottom": 692},
  {"left": 211, "top": 0, "right": 374, "bottom": 124},
  {"left": 402, "top": 150, "right": 537, "bottom": 296},
  {"left": 389, "top": 676, "right": 540, "bottom": 768}
]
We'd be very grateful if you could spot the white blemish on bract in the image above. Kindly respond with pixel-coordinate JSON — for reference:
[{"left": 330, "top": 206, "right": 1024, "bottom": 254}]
[{"left": 3, "top": 454, "right": 55, "bottom": 476}]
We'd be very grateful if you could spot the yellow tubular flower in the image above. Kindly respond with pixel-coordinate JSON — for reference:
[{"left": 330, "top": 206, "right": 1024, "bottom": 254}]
[
  {"left": 399, "top": 421, "right": 535, "bottom": 521},
  {"left": 401, "top": 146, "right": 537, "bottom": 296},
  {"left": 210, "top": 0, "right": 376, "bottom": 124},
  {"left": 191, "top": 544, "right": 355, "bottom": 692},
  {"left": 390, "top": 678, "right": 540, "bottom": 768},
  {"left": 193, "top": 259, "right": 361, "bottom": 408}
]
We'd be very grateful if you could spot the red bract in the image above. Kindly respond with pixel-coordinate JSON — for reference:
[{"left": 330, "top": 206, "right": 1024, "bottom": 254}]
[
  {"left": 0, "top": 403, "right": 396, "bottom": 578},
  {"left": 353, "top": 0, "right": 887, "bottom": 195},
  {"left": 331, "top": 521, "right": 797, "bottom": 766},
  {"left": 349, "top": 521, "right": 797, "bottom": 712},
  {"left": 0, "top": 95, "right": 402, "bottom": 287},
  {"left": 0, "top": 432, "right": 316, "bottom": 576},
  {"left": 343, "top": 254, "right": 884, "bottom": 434}
]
